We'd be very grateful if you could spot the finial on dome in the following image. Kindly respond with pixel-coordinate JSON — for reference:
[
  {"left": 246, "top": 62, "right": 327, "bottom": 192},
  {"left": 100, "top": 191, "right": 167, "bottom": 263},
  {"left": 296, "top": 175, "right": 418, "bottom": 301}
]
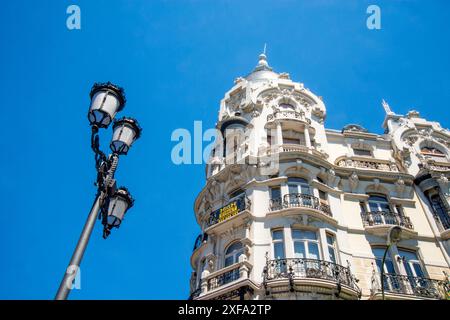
[{"left": 254, "top": 44, "right": 272, "bottom": 71}]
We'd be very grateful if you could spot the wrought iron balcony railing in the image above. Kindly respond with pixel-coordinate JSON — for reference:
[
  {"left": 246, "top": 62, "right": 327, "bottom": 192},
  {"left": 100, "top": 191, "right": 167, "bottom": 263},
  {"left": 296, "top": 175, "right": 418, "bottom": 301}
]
[
  {"left": 205, "top": 194, "right": 251, "bottom": 229},
  {"left": 193, "top": 233, "right": 208, "bottom": 252},
  {"left": 434, "top": 213, "right": 450, "bottom": 231},
  {"left": 208, "top": 266, "right": 241, "bottom": 291},
  {"left": 270, "top": 193, "right": 332, "bottom": 217},
  {"left": 263, "top": 258, "right": 359, "bottom": 290},
  {"left": 361, "top": 211, "right": 414, "bottom": 230},
  {"left": 371, "top": 273, "right": 450, "bottom": 300}
]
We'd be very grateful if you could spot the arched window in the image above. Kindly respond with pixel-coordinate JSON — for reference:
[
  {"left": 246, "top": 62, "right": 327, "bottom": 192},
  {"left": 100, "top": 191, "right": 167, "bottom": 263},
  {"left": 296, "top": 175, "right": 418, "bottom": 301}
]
[
  {"left": 224, "top": 242, "right": 244, "bottom": 267},
  {"left": 429, "top": 194, "right": 450, "bottom": 230}
]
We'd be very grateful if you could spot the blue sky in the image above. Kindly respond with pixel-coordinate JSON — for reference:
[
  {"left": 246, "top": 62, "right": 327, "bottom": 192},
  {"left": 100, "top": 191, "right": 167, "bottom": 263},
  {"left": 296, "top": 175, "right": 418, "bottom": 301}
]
[{"left": 0, "top": 0, "right": 449, "bottom": 299}]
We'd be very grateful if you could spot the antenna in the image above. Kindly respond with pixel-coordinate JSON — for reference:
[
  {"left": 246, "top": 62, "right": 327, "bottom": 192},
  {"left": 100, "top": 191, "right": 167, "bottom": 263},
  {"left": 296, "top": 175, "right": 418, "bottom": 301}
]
[{"left": 263, "top": 43, "right": 267, "bottom": 55}]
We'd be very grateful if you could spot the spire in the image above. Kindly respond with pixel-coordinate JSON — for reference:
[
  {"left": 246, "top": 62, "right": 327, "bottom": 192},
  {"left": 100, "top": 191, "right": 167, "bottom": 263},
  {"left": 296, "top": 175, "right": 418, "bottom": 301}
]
[{"left": 253, "top": 44, "right": 272, "bottom": 72}]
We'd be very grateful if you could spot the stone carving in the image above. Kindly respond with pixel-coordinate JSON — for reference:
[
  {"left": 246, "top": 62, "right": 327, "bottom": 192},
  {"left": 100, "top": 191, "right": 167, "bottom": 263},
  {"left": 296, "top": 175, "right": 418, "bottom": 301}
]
[
  {"left": 395, "top": 177, "right": 406, "bottom": 196},
  {"left": 337, "top": 158, "right": 399, "bottom": 172},
  {"left": 342, "top": 124, "right": 369, "bottom": 133},
  {"left": 349, "top": 172, "right": 359, "bottom": 192},
  {"left": 407, "top": 110, "right": 420, "bottom": 118},
  {"left": 226, "top": 89, "right": 246, "bottom": 112}
]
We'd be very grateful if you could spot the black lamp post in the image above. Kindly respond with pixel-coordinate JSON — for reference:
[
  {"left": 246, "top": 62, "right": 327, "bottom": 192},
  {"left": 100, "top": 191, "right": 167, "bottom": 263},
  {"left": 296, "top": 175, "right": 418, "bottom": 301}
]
[{"left": 55, "top": 82, "right": 142, "bottom": 300}]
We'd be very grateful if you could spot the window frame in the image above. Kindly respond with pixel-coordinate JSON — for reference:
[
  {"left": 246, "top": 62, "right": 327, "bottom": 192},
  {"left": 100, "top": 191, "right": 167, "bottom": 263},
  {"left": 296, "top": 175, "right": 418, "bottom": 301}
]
[
  {"left": 272, "top": 229, "right": 286, "bottom": 260},
  {"left": 291, "top": 229, "right": 321, "bottom": 260},
  {"left": 224, "top": 241, "right": 244, "bottom": 267}
]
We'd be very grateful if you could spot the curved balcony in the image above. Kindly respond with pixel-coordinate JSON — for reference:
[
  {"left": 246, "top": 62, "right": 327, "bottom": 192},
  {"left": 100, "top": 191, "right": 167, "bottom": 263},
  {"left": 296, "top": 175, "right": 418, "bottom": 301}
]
[
  {"left": 270, "top": 193, "right": 332, "bottom": 217},
  {"left": 263, "top": 258, "right": 360, "bottom": 299},
  {"left": 193, "top": 233, "right": 208, "bottom": 252},
  {"left": 266, "top": 110, "right": 310, "bottom": 125},
  {"left": 371, "top": 272, "right": 449, "bottom": 300},
  {"left": 361, "top": 211, "right": 416, "bottom": 238},
  {"left": 337, "top": 158, "right": 399, "bottom": 172},
  {"left": 204, "top": 194, "right": 251, "bottom": 232},
  {"left": 195, "top": 260, "right": 255, "bottom": 300}
]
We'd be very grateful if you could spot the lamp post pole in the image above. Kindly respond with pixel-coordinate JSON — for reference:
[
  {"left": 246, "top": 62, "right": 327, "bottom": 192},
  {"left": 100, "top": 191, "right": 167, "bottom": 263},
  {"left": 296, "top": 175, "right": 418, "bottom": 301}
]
[
  {"left": 55, "top": 192, "right": 104, "bottom": 300},
  {"left": 54, "top": 82, "right": 141, "bottom": 300}
]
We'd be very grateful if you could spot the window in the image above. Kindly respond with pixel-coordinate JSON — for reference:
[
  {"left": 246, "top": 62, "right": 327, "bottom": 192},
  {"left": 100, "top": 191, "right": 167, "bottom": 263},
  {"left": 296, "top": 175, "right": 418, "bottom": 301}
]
[
  {"left": 270, "top": 187, "right": 281, "bottom": 200},
  {"left": 288, "top": 178, "right": 311, "bottom": 195},
  {"left": 353, "top": 148, "right": 372, "bottom": 157},
  {"left": 398, "top": 250, "right": 424, "bottom": 278},
  {"left": 373, "top": 247, "right": 396, "bottom": 275},
  {"left": 359, "top": 201, "right": 367, "bottom": 214},
  {"left": 429, "top": 194, "right": 450, "bottom": 230},
  {"left": 292, "top": 230, "right": 320, "bottom": 260},
  {"left": 224, "top": 242, "right": 244, "bottom": 267},
  {"left": 272, "top": 230, "right": 285, "bottom": 259},
  {"left": 270, "top": 186, "right": 282, "bottom": 210},
  {"left": 326, "top": 234, "right": 337, "bottom": 263},
  {"left": 372, "top": 247, "right": 399, "bottom": 292},
  {"left": 368, "top": 194, "right": 391, "bottom": 213},
  {"left": 398, "top": 249, "right": 427, "bottom": 289},
  {"left": 319, "top": 190, "right": 328, "bottom": 204}
]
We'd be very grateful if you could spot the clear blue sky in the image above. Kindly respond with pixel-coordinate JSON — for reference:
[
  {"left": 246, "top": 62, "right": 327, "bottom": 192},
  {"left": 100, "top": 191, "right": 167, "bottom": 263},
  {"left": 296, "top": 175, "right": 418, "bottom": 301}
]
[{"left": 0, "top": 0, "right": 449, "bottom": 299}]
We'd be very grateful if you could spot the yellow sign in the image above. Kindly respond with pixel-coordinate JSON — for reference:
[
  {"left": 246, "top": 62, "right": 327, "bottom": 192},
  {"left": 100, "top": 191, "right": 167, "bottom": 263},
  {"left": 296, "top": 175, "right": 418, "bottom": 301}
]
[{"left": 218, "top": 201, "right": 239, "bottom": 223}]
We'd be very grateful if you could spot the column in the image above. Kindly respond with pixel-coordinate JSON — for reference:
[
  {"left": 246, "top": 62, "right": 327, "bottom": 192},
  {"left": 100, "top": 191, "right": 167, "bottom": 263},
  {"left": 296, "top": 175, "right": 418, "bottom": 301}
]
[
  {"left": 276, "top": 121, "right": 283, "bottom": 152},
  {"left": 304, "top": 125, "right": 311, "bottom": 148}
]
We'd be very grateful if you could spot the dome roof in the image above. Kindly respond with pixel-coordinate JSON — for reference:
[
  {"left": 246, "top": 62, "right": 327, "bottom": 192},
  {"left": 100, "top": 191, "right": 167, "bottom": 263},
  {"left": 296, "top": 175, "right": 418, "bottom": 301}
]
[{"left": 245, "top": 52, "right": 279, "bottom": 82}]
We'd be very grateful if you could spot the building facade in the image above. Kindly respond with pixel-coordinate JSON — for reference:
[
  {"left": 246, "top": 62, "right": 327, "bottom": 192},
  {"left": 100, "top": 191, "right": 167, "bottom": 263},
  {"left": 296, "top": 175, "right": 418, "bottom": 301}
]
[{"left": 189, "top": 53, "right": 450, "bottom": 300}]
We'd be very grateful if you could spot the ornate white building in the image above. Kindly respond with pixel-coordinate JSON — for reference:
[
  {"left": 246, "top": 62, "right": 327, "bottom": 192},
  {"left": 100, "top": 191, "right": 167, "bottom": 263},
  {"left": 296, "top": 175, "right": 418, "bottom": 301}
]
[{"left": 189, "top": 53, "right": 450, "bottom": 300}]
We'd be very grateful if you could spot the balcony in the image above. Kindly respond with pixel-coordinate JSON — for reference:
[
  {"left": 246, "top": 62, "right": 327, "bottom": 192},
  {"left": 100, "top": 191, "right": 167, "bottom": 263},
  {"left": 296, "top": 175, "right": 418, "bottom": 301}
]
[
  {"left": 371, "top": 273, "right": 449, "bottom": 300},
  {"left": 434, "top": 214, "right": 450, "bottom": 240},
  {"left": 193, "top": 233, "right": 208, "bottom": 252},
  {"left": 263, "top": 258, "right": 360, "bottom": 298},
  {"left": 270, "top": 193, "right": 332, "bottom": 217},
  {"left": 360, "top": 211, "right": 416, "bottom": 238},
  {"left": 337, "top": 158, "right": 399, "bottom": 172},
  {"left": 195, "top": 260, "right": 254, "bottom": 299},
  {"left": 361, "top": 211, "right": 413, "bottom": 229},
  {"left": 205, "top": 194, "right": 251, "bottom": 231},
  {"left": 263, "top": 144, "right": 328, "bottom": 161},
  {"left": 267, "top": 110, "right": 309, "bottom": 124},
  {"left": 208, "top": 266, "right": 241, "bottom": 291}
]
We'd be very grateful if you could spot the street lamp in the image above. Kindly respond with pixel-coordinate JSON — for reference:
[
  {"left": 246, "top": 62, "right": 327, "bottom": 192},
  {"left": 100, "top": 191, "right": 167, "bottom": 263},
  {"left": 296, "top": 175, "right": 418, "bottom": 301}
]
[
  {"left": 110, "top": 117, "right": 142, "bottom": 155},
  {"left": 55, "top": 82, "right": 142, "bottom": 300},
  {"left": 103, "top": 187, "right": 134, "bottom": 238},
  {"left": 381, "top": 225, "right": 402, "bottom": 300},
  {"left": 88, "top": 82, "right": 126, "bottom": 128}
]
